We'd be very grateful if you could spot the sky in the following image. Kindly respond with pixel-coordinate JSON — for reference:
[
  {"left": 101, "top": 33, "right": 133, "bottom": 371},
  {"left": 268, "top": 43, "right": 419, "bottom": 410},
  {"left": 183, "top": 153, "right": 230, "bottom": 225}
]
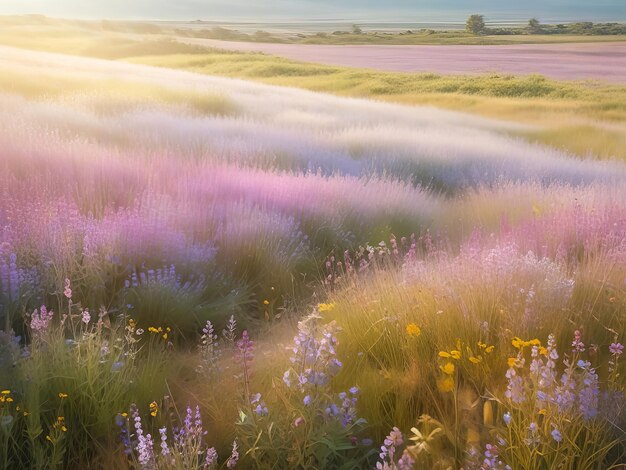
[{"left": 0, "top": 0, "right": 624, "bottom": 22}]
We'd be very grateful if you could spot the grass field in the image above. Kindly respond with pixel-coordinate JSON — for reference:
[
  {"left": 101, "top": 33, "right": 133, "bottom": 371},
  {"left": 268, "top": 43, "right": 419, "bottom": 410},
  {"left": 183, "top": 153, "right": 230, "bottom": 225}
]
[
  {"left": 0, "top": 17, "right": 624, "bottom": 161},
  {"left": 0, "top": 17, "right": 625, "bottom": 470}
]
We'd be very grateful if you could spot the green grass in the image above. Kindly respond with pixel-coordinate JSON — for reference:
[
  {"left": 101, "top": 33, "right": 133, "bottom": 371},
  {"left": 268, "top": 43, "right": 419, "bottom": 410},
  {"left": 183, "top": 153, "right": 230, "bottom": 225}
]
[
  {"left": 0, "top": 23, "right": 624, "bottom": 160},
  {"left": 130, "top": 51, "right": 626, "bottom": 161}
]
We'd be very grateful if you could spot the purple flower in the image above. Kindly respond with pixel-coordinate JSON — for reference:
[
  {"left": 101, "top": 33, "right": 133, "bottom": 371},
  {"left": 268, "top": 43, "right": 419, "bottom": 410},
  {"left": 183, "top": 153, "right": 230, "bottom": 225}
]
[
  {"left": 551, "top": 427, "right": 563, "bottom": 443},
  {"left": 609, "top": 342, "right": 623, "bottom": 356}
]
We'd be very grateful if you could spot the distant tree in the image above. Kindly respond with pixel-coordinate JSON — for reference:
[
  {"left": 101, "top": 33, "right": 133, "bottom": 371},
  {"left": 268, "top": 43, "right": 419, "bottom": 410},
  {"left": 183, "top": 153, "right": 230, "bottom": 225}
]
[
  {"left": 351, "top": 24, "right": 362, "bottom": 34},
  {"left": 527, "top": 18, "right": 542, "bottom": 34},
  {"left": 466, "top": 15, "right": 486, "bottom": 35}
]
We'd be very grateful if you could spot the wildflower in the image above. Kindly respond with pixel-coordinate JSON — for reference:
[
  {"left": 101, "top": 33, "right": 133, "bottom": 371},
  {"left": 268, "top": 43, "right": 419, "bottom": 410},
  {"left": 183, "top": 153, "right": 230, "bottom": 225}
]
[
  {"left": 303, "top": 395, "right": 311, "bottom": 406},
  {"left": 405, "top": 323, "right": 421, "bottom": 337},
  {"left": 503, "top": 412, "right": 511, "bottom": 426},
  {"left": 438, "top": 351, "right": 451, "bottom": 358},
  {"left": 263, "top": 300, "right": 270, "bottom": 305},
  {"left": 437, "top": 375, "right": 455, "bottom": 393},
  {"left": 149, "top": 401, "right": 158, "bottom": 417},
  {"left": 81, "top": 309, "right": 90, "bottom": 325},
  {"left": 226, "top": 440, "right": 239, "bottom": 469},
  {"left": 609, "top": 342, "right": 624, "bottom": 356},
  {"left": 397, "top": 450, "right": 415, "bottom": 470},
  {"left": 136, "top": 328, "right": 144, "bottom": 336},
  {"left": 159, "top": 427, "right": 170, "bottom": 456},
  {"left": 440, "top": 362, "right": 455, "bottom": 375},
  {"left": 349, "top": 386, "right": 359, "bottom": 395},
  {"left": 63, "top": 278, "right": 72, "bottom": 299},
  {"left": 551, "top": 427, "right": 563, "bottom": 443},
  {"left": 205, "top": 447, "right": 218, "bottom": 468},
  {"left": 1, "top": 390, "right": 9, "bottom": 395},
  {"left": 317, "top": 303, "right": 335, "bottom": 312},
  {"left": 293, "top": 416, "right": 304, "bottom": 427},
  {"left": 485, "top": 345, "right": 495, "bottom": 353},
  {"left": 31, "top": 305, "right": 54, "bottom": 334},
  {"left": 58, "top": 393, "right": 68, "bottom": 399},
  {"left": 469, "top": 356, "right": 482, "bottom": 364},
  {"left": 450, "top": 350, "right": 461, "bottom": 359},
  {"left": 507, "top": 357, "right": 517, "bottom": 368}
]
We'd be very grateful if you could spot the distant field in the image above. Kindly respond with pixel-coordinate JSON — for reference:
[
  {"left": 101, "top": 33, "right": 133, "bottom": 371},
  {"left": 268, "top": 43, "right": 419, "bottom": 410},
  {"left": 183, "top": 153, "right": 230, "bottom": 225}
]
[
  {"left": 0, "top": 18, "right": 624, "bottom": 161},
  {"left": 176, "top": 38, "right": 626, "bottom": 82}
]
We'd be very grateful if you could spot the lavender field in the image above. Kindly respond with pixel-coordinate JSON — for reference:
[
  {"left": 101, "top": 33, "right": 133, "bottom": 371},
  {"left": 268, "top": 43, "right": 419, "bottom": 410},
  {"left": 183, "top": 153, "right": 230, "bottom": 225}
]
[{"left": 0, "top": 31, "right": 625, "bottom": 470}]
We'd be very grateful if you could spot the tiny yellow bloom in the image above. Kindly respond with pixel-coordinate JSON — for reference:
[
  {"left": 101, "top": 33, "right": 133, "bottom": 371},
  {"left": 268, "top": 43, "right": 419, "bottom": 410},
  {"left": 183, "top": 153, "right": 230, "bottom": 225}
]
[
  {"left": 437, "top": 375, "right": 455, "bottom": 393},
  {"left": 477, "top": 341, "right": 487, "bottom": 349},
  {"left": 46, "top": 435, "right": 52, "bottom": 442},
  {"left": 507, "top": 357, "right": 517, "bottom": 368},
  {"left": 512, "top": 337, "right": 523, "bottom": 349},
  {"left": 450, "top": 350, "right": 461, "bottom": 360},
  {"left": 469, "top": 356, "right": 482, "bottom": 364},
  {"left": 149, "top": 401, "right": 158, "bottom": 417},
  {"left": 539, "top": 347, "right": 548, "bottom": 356},
  {"left": 23, "top": 411, "right": 29, "bottom": 416},
  {"left": 58, "top": 393, "right": 68, "bottom": 399},
  {"left": 485, "top": 345, "right": 495, "bottom": 353},
  {"left": 263, "top": 300, "right": 270, "bottom": 305},
  {"left": 530, "top": 339, "right": 541, "bottom": 346},
  {"left": 6, "top": 397, "right": 13, "bottom": 402},
  {"left": 317, "top": 303, "right": 336, "bottom": 312},
  {"left": 538, "top": 409, "right": 547, "bottom": 415},
  {"left": 121, "top": 412, "right": 128, "bottom": 417},
  {"left": 438, "top": 351, "right": 451, "bottom": 358},
  {"left": 162, "top": 333, "right": 168, "bottom": 340},
  {"left": 1, "top": 390, "right": 10, "bottom": 395},
  {"left": 405, "top": 323, "right": 421, "bottom": 338},
  {"left": 57, "top": 416, "right": 64, "bottom": 422},
  {"left": 441, "top": 362, "right": 455, "bottom": 375},
  {"left": 148, "top": 327, "right": 158, "bottom": 333},
  {"left": 61, "top": 426, "right": 68, "bottom": 432}
]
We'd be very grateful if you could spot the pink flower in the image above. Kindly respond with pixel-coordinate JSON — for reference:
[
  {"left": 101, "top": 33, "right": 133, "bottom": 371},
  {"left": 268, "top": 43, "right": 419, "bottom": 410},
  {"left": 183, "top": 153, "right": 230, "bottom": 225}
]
[
  {"left": 609, "top": 342, "right": 624, "bottom": 356},
  {"left": 63, "top": 278, "right": 72, "bottom": 300}
]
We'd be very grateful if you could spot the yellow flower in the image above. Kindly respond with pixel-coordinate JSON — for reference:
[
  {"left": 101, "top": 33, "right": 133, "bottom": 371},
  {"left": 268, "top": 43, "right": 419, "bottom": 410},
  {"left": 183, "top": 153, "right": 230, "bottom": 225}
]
[
  {"left": 538, "top": 409, "right": 547, "bottom": 415},
  {"left": 539, "top": 347, "right": 548, "bottom": 356},
  {"left": 437, "top": 375, "right": 455, "bottom": 393},
  {"left": 58, "top": 393, "right": 68, "bottom": 399},
  {"left": 477, "top": 341, "right": 487, "bottom": 349},
  {"left": 162, "top": 333, "right": 168, "bottom": 340},
  {"left": 450, "top": 350, "right": 461, "bottom": 360},
  {"left": 441, "top": 362, "right": 455, "bottom": 375},
  {"left": 149, "top": 401, "right": 158, "bottom": 417},
  {"left": 46, "top": 435, "right": 52, "bottom": 442},
  {"left": 61, "top": 426, "right": 68, "bottom": 432},
  {"left": 469, "top": 356, "right": 482, "bottom": 364},
  {"left": 57, "top": 416, "right": 64, "bottom": 422},
  {"left": 317, "top": 303, "right": 336, "bottom": 312},
  {"left": 128, "top": 319, "right": 136, "bottom": 328},
  {"left": 23, "top": 411, "right": 29, "bottom": 416},
  {"left": 529, "top": 339, "right": 541, "bottom": 346},
  {"left": 485, "top": 345, "right": 495, "bottom": 353},
  {"left": 263, "top": 300, "right": 270, "bottom": 305},
  {"left": 512, "top": 337, "right": 523, "bottom": 349},
  {"left": 148, "top": 327, "right": 158, "bottom": 333},
  {"left": 438, "top": 351, "right": 451, "bottom": 358},
  {"left": 405, "top": 323, "right": 421, "bottom": 338},
  {"left": 6, "top": 397, "right": 13, "bottom": 403},
  {"left": 121, "top": 412, "right": 128, "bottom": 417},
  {"left": 507, "top": 357, "right": 517, "bottom": 368},
  {"left": 1, "top": 390, "right": 10, "bottom": 395}
]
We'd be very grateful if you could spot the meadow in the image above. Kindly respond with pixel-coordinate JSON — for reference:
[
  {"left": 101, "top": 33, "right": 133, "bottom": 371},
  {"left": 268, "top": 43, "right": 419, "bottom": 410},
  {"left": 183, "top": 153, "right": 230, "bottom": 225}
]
[{"left": 0, "top": 27, "right": 625, "bottom": 470}]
